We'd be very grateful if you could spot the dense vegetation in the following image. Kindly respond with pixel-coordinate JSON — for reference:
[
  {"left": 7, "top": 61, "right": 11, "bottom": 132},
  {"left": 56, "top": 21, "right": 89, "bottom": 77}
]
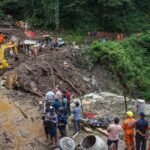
[
  {"left": 78, "top": 32, "right": 150, "bottom": 100},
  {"left": 0, "top": 0, "right": 150, "bottom": 33}
]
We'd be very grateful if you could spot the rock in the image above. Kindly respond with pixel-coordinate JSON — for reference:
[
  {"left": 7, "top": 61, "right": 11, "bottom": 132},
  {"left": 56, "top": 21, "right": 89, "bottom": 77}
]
[
  {"left": 2, "top": 132, "right": 12, "bottom": 143},
  {"left": 18, "top": 130, "right": 29, "bottom": 138},
  {"left": 101, "top": 92, "right": 118, "bottom": 97},
  {"left": 0, "top": 80, "right": 6, "bottom": 86},
  {"left": 84, "top": 93, "right": 102, "bottom": 100},
  {"left": 17, "top": 92, "right": 24, "bottom": 97},
  {"left": 91, "top": 76, "right": 97, "bottom": 86},
  {"left": 16, "top": 118, "right": 24, "bottom": 123},
  {"left": 83, "top": 76, "right": 90, "bottom": 83}
]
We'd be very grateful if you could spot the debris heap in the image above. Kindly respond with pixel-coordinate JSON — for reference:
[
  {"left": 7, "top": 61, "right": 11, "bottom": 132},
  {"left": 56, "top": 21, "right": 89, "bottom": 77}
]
[{"left": 4, "top": 50, "right": 98, "bottom": 97}]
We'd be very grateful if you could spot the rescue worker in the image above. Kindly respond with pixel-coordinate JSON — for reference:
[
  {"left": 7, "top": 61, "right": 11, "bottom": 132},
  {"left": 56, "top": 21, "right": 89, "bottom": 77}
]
[
  {"left": 0, "top": 34, "right": 5, "bottom": 44},
  {"left": 122, "top": 111, "right": 136, "bottom": 150},
  {"left": 135, "top": 112, "right": 148, "bottom": 150}
]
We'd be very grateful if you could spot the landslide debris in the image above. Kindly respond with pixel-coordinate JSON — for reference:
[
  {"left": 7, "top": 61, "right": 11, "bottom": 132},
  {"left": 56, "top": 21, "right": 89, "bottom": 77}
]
[{"left": 4, "top": 49, "right": 98, "bottom": 97}]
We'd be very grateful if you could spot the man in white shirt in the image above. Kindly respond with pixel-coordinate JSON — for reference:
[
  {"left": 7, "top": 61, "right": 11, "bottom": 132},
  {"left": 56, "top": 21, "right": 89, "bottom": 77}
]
[
  {"left": 55, "top": 87, "right": 63, "bottom": 100},
  {"left": 107, "top": 117, "right": 122, "bottom": 150},
  {"left": 45, "top": 89, "right": 55, "bottom": 105}
]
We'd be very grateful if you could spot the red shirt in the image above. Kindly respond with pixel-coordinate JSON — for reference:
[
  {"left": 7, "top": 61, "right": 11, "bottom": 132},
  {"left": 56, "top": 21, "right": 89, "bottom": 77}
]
[{"left": 65, "top": 91, "right": 71, "bottom": 103}]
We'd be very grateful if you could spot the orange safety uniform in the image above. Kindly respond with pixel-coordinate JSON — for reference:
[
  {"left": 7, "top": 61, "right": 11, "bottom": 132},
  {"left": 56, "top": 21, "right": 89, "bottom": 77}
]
[
  {"left": 122, "top": 117, "right": 136, "bottom": 145},
  {"left": 0, "top": 34, "right": 5, "bottom": 44}
]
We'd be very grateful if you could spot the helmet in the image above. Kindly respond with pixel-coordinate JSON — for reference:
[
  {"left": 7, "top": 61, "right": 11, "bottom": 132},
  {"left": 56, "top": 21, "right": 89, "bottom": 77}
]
[
  {"left": 126, "top": 111, "right": 133, "bottom": 118},
  {"left": 49, "top": 106, "right": 55, "bottom": 112}
]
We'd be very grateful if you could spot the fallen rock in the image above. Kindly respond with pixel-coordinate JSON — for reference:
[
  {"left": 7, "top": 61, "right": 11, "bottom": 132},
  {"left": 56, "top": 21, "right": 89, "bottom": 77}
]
[{"left": 18, "top": 130, "right": 29, "bottom": 138}]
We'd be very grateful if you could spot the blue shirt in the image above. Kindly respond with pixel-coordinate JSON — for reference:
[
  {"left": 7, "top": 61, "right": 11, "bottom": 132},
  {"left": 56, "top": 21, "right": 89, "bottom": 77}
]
[
  {"left": 72, "top": 107, "right": 81, "bottom": 121},
  {"left": 53, "top": 99, "right": 62, "bottom": 112},
  {"left": 45, "top": 91, "right": 55, "bottom": 102},
  {"left": 58, "top": 114, "right": 67, "bottom": 129},
  {"left": 136, "top": 118, "right": 148, "bottom": 134}
]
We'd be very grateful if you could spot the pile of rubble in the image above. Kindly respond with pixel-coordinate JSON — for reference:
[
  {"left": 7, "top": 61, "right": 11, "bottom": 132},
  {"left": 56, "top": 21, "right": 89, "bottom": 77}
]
[
  {"left": 1, "top": 49, "right": 99, "bottom": 99},
  {"left": 0, "top": 19, "right": 120, "bottom": 101}
]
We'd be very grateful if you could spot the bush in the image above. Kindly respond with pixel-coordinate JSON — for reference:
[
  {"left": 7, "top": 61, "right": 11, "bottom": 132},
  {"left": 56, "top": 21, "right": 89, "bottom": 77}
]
[{"left": 78, "top": 31, "right": 150, "bottom": 100}]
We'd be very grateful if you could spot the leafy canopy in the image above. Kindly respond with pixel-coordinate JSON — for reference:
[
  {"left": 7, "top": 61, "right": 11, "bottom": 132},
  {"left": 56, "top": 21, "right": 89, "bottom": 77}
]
[{"left": 78, "top": 32, "right": 150, "bottom": 100}]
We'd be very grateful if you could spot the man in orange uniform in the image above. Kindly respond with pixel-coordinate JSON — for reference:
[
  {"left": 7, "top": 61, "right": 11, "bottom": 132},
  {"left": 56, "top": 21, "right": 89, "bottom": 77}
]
[
  {"left": 122, "top": 111, "right": 136, "bottom": 150},
  {"left": 0, "top": 34, "right": 5, "bottom": 44}
]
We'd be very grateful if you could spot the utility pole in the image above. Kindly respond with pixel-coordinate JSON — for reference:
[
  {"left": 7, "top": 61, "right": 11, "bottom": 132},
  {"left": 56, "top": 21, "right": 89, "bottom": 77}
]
[
  {"left": 123, "top": 90, "right": 128, "bottom": 112},
  {"left": 55, "top": 0, "right": 59, "bottom": 33}
]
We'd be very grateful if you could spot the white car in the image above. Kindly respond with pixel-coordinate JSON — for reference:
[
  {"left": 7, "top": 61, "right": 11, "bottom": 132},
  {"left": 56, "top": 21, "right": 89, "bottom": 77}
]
[{"left": 57, "top": 38, "right": 65, "bottom": 47}]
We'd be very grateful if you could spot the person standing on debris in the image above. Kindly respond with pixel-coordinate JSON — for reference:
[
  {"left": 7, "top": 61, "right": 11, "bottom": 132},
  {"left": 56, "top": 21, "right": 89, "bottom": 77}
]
[
  {"left": 53, "top": 98, "right": 62, "bottom": 114},
  {"left": 58, "top": 107, "right": 68, "bottom": 137},
  {"left": 107, "top": 117, "right": 122, "bottom": 150},
  {"left": 72, "top": 101, "right": 81, "bottom": 134},
  {"left": 55, "top": 87, "right": 63, "bottom": 100},
  {"left": 122, "top": 111, "right": 136, "bottom": 150},
  {"left": 135, "top": 112, "right": 148, "bottom": 150},
  {"left": 32, "top": 45, "right": 38, "bottom": 59},
  {"left": 62, "top": 95, "right": 67, "bottom": 111},
  {"left": 54, "top": 39, "right": 59, "bottom": 49},
  {"left": 45, "top": 89, "right": 55, "bottom": 106},
  {"left": 42, "top": 108, "right": 51, "bottom": 141},
  {"left": 51, "top": 38, "right": 56, "bottom": 49},
  {"left": 65, "top": 89, "right": 71, "bottom": 116},
  {"left": 48, "top": 106, "right": 58, "bottom": 145}
]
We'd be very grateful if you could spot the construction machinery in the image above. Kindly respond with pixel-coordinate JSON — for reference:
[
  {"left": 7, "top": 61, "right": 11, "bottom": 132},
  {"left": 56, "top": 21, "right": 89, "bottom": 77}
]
[{"left": 0, "top": 43, "right": 18, "bottom": 70}]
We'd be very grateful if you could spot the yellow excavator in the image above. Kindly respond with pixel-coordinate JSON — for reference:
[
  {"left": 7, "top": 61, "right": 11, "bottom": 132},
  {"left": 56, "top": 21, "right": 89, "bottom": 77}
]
[{"left": 0, "top": 43, "right": 18, "bottom": 70}]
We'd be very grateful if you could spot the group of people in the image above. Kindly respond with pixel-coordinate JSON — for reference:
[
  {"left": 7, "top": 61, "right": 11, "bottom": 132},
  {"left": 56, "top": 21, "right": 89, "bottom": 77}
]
[
  {"left": 42, "top": 87, "right": 81, "bottom": 145},
  {"left": 42, "top": 87, "right": 149, "bottom": 149},
  {"left": 107, "top": 111, "right": 149, "bottom": 150},
  {"left": 42, "top": 35, "right": 59, "bottom": 50},
  {"left": 21, "top": 35, "right": 59, "bottom": 60}
]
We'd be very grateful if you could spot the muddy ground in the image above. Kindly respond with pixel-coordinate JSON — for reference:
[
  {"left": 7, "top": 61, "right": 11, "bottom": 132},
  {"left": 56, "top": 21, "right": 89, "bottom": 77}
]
[
  {"left": 0, "top": 88, "right": 128, "bottom": 150},
  {"left": 1, "top": 24, "right": 149, "bottom": 150}
]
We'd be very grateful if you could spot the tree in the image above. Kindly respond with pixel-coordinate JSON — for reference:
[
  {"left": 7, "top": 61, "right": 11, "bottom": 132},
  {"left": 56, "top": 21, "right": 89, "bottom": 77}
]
[
  {"left": 0, "top": 0, "right": 149, "bottom": 32},
  {"left": 55, "top": 0, "right": 59, "bottom": 31}
]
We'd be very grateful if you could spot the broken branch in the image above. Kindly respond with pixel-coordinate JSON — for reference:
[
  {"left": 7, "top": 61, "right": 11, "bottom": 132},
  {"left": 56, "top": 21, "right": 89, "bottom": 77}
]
[{"left": 13, "top": 103, "right": 28, "bottom": 119}]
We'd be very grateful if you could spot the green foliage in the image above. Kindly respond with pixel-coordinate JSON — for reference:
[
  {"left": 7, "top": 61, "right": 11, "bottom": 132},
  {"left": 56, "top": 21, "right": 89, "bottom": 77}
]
[
  {"left": 0, "top": 0, "right": 149, "bottom": 33},
  {"left": 62, "top": 35, "right": 85, "bottom": 44},
  {"left": 79, "top": 32, "right": 150, "bottom": 100}
]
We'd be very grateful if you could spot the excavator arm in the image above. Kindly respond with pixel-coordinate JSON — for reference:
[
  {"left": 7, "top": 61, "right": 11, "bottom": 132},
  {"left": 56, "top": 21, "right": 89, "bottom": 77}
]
[{"left": 0, "top": 43, "right": 18, "bottom": 70}]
